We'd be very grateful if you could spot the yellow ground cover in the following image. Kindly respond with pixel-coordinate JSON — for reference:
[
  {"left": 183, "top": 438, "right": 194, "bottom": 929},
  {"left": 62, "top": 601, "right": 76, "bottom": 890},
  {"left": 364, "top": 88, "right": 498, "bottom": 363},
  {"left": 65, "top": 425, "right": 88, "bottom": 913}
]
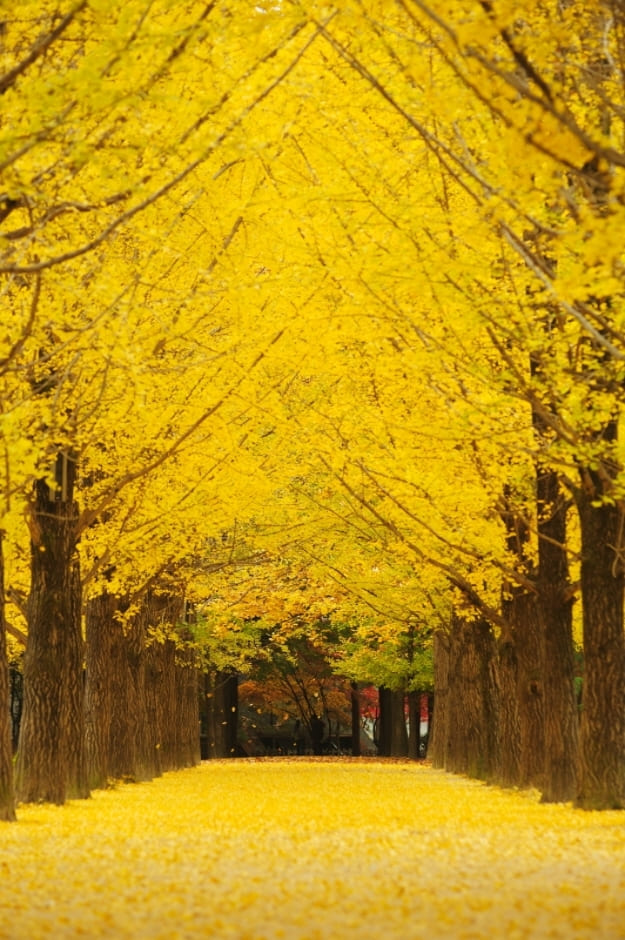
[{"left": 1, "top": 759, "right": 625, "bottom": 939}]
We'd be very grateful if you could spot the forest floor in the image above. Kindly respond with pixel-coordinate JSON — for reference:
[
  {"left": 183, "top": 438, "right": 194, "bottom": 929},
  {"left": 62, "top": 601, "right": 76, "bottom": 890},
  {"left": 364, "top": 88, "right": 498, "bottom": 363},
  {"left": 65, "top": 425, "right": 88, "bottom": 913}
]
[{"left": 1, "top": 758, "right": 625, "bottom": 939}]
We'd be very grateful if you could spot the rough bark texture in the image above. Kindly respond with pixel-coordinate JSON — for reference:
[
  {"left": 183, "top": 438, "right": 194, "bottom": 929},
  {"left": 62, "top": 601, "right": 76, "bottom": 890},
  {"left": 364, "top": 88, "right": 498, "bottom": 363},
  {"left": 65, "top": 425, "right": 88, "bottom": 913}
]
[
  {"left": 145, "top": 638, "right": 177, "bottom": 773},
  {"left": 108, "top": 604, "right": 156, "bottom": 782},
  {"left": 376, "top": 687, "right": 408, "bottom": 757},
  {"left": 429, "top": 631, "right": 449, "bottom": 769},
  {"left": 508, "top": 590, "right": 545, "bottom": 791},
  {"left": 529, "top": 365, "right": 579, "bottom": 802},
  {"left": 536, "top": 468, "right": 579, "bottom": 803},
  {"left": 575, "top": 485, "right": 625, "bottom": 809},
  {"left": 88, "top": 589, "right": 199, "bottom": 784},
  {"left": 15, "top": 479, "right": 84, "bottom": 805},
  {"left": 175, "top": 648, "right": 200, "bottom": 767},
  {"left": 494, "top": 632, "right": 521, "bottom": 787},
  {"left": 85, "top": 592, "right": 117, "bottom": 790},
  {"left": 0, "top": 533, "right": 16, "bottom": 820},
  {"left": 64, "top": 558, "right": 88, "bottom": 799},
  {"left": 500, "top": 495, "right": 545, "bottom": 793},
  {"left": 145, "top": 592, "right": 186, "bottom": 772},
  {"left": 445, "top": 617, "right": 499, "bottom": 780}
]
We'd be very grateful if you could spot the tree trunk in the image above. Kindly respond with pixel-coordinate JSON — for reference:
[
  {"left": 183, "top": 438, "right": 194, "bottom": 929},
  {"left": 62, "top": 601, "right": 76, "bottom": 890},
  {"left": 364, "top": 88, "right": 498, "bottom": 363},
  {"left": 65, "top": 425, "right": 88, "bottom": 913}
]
[
  {"left": 407, "top": 690, "right": 420, "bottom": 760},
  {"left": 508, "top": 590, "right": 545, "bottom": 791},
  {"left": 0, "top": 533, "right": 16, "bottom": 820},
  {"left": 350, "top": 682, "right": 361, "bottom": 757},
  {"left": 207, "top": 670, "right": 239, "bottom": 758},
  {"left": 429, "top": 630, "right": 449, "bottom": 768},
  {"left": 390, "top": 689, "right": 408, "bottom": 756},
  {"left": 536, "top": 467, "right": 579, "bottom": 802},
  {"left": 528, "top": 358, "right": 579, "bottom": 802},
  {"left": 65, "top": 557, "right": 88, "bottom": 799},
  {"left": 377, "top": 687, "right": 408, "bottom": 757},
  {"left": 175, "top": 647, "right": 200, "bottom": 767},
  {"left": 145, "top": 638, "right": 177, "bottom": 773},
  {"left": 108, "top": 603, "right": 156, "bottom": 782},
  {"left": 425, "top": 692, "right": 434, "bottom": 757},
  {"left": 145, "top": 592, "right": 188, "bottom": 772},
  {"left": 16, "top": 478, "right": 84, "bottom": 805},
  {"left": 500, "top": 493, "right": 545, "bottom": 792},
  {"left": 575, "top": 483, "right": 625, "bottom": 808},
  {"left": 376, "top": 687, "right": 392, "bottom": 757},
  {"left": 85, "top": 592, "right": 117, "bottom": 790},
  {"left": 445, "top": 616, "right": 499, "bottom": 780},
  {"left": 9, "top": 665, "right": 22, "bottom": 754},
  {"left": 494, "top": 631, "right": 521, "bottom": 787}
]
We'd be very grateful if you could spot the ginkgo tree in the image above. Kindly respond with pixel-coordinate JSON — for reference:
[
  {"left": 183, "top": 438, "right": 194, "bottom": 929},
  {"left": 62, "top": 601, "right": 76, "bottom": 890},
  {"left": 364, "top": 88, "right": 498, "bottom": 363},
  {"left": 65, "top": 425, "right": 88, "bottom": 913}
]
[
  {"left": 284, "top": 0, "right": 625, "bottom": 807},
  {"left": 357, "top": 0, "right": 625, "bottom": 809},
  {"left": 4, "top": 0, "right": 625, "bottom": 822},
  {"left": 215, "top": 0, "right": 611, "bottom": 804},
  {"left": 0, "top": 0, "right": 331, "bottom": 811}
]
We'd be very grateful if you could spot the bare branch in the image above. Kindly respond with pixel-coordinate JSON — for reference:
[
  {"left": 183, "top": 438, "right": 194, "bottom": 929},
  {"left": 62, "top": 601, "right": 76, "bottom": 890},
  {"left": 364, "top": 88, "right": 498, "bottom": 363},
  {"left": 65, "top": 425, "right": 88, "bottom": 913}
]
[
  {"left": 0, "top": 19, "right": 322, "bottom": 276},
  {"left": 0, "top": 2, "right": 88, "bottom": 96},
  {"left": 0, "top": 271, "right": 41, "bottom": 376}
]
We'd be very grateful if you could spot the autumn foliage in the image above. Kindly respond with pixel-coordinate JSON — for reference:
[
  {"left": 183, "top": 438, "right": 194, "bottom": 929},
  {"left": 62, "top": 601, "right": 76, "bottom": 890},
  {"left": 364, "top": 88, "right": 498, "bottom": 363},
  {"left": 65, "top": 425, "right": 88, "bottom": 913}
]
[
  {"left": 3, "top": 761, "right": 625, "bottom": 938},
  {"left": 2, "top": 0, "right": 625, "bottom": 818}
]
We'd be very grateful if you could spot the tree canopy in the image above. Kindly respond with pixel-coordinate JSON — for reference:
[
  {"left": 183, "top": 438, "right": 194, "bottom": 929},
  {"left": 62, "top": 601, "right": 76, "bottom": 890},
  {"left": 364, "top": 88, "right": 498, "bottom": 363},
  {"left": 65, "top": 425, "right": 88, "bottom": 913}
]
[{"left": 2, "top": 0, "right": 625, "bottom": 814}]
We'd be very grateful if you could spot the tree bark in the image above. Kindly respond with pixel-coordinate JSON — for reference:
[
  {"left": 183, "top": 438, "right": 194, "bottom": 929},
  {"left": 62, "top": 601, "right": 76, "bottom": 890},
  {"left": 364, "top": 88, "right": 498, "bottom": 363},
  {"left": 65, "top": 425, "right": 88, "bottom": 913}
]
[
  {"left": 407, "top": 690, "right": 420, "bottom": 760},
  {"left": 145, "top": 638, "right": 176, "bottom": 773},
  {"left": 85, "top": 592, "right": 117, "bottom": 790},
  {"left": 575, "top": 479, "right": 625, "bottom": 808},
  {"left": 494, "top": 631, "right": 521, "bottom": 787},
  {"left": 376, "top": 687, "right": 408, "bottom": 757},
  {"left": 64, "top": 557, "right": 88, "bottom": 799},
  {"left": 429, "top": 630, "right": 449, "bottom": 768},
  {"left": 108, "top": 602, "right": 156, "bottom": 782},
  {"left": 207, "top": 670, "right": 239, "bottom": 758},
  {"left": 175, "top": 647, "right": 200, "bottom": 767},
  {"left": 390, "top": 689, "right": 408, "bottom": 756},
  {"left": 376, "top": 686, "right": 391, "bottom": 757},
  {"left": 0, "top": 533, "right": 16, "bottom": 820},
  {"left": 499, "top": 492, "right": 545, "bottom": 792},
  {"left": 16, "top": 478, "right": 85, "bottom": 804},
  {"left": 536, "top": 468, "right": 579, "bottom": 802},
  {"left": 529, "top": 353, "right": 579, "bottom": 802},
  {"left": 350, "top": 682, "right": 361, "bottom": 756},
  {"left": 508, "top": 590, "right": 545, "bottom": 791},
  {"left": 445, "top": 616, "right": 499, "bottom": 780}
]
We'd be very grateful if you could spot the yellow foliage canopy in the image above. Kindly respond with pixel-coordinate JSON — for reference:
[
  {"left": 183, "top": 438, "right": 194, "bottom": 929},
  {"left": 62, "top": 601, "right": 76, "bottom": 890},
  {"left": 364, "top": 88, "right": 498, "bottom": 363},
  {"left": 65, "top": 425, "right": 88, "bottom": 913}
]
[{"left": 1, "top": 0, "right": 623, "bottom": 666}]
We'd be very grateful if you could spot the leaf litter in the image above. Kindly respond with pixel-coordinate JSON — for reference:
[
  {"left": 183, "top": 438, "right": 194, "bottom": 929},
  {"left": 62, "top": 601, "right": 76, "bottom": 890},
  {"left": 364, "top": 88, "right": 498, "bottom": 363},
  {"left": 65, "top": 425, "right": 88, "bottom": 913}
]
[{"left": 1, "top": 759, "right": 624, "bottom": 939}]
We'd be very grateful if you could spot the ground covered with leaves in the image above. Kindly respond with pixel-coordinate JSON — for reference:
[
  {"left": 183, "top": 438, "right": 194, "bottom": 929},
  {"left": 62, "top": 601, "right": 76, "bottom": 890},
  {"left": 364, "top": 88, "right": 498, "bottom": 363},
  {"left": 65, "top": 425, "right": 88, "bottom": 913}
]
[{"left": 2, "top": 759, "right": 625, "bottom": 938}]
